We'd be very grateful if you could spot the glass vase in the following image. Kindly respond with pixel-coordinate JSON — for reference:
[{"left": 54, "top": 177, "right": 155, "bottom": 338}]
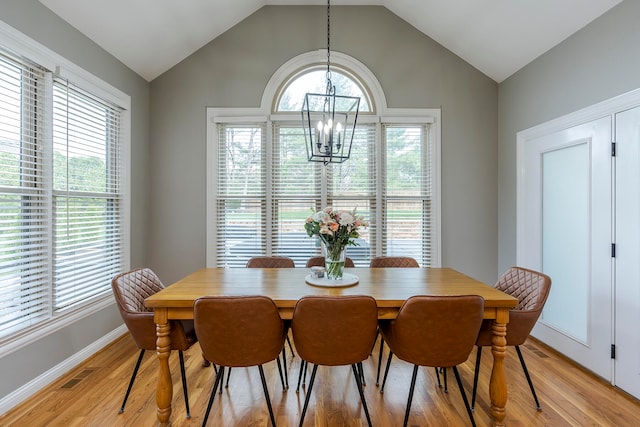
[{"left": 323, "top": 243, "right": 346, "bottom": 280}]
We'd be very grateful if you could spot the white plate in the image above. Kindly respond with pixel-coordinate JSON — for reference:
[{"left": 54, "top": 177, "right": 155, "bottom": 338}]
[{"left": 305, "top": 273, "right": 359, "bottom": 288}]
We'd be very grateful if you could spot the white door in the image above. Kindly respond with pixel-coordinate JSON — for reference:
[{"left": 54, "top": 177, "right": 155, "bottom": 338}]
[
  {"left": 614, "top": 106, "right": 640, "bottom": 397},
  {"left": 518, "top": 116, "right": 613, "bottom": 380}
]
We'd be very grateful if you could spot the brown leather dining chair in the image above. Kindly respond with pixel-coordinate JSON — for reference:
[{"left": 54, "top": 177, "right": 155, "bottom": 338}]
[
  {"left": 379, "top": 295, "right": 484, "bottom": 427},
  {"left": 471, "top": 266, "right": 552, "bottom": 411},
  {"left": 111, "top": 268, "right": 196, "bottom": 418},
  {"left": 245, "top": 255, "right": 295, "bottom": 388},
  {"left": 291, "top": 295, "right": 378, "bottom": 427},
  {"left": 194, "top": 295, "right": 287, "bottom": 427},
  {"left": 369, "top": 256, "right": 420, "bottom": 385},
  {"left": 305, "top": 255, "right": 355, "bottom": 268},
  {"left": 246, "top": 255, "right": 295, "bottom": 268}
]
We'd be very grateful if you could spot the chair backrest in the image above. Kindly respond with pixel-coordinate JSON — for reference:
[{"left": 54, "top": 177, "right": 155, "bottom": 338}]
[
  {"left": 112, "top": 267, "right": 193, "bottom": 351},
  {"left": 305, "top": 256, "right": 355, "bottom": 268},
  {"left": 246, "top": 256, "right": 295, "bottom": 268},
  {"left": 194, "top": 296, "right": 285, "bottom": 367},
  {"left": 291, "top": 295, "right": 378, "bottom": 366},
  {"left": 383, "top": 295, "right": 484, "bottom": 367},
  {"left": 370, "top": 256, "right": 419, "bottom": 268},
  {"left": 477, "top": 266, "right": 552, "bottom": 346}
]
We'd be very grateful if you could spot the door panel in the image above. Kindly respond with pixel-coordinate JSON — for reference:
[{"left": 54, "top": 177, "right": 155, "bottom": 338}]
[
  {"left": 614, "top": 106, "right": 640, "bottom": 398},
  {"left": 520, "top": 116, "right": 612, "bottom": 380}
]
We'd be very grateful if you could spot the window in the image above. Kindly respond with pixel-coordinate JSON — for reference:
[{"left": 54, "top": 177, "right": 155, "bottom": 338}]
[
  {"left": 0, "top": 27, "right": 129, "bottom": 348},
  {"left": 207, "top": 52, "right": 440, "bottom": 268}
]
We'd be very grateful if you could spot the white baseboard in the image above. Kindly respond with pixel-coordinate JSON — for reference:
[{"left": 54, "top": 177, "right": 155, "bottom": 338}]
[{"left": 0, "top": 325, "right": 128, "bottom": 415}]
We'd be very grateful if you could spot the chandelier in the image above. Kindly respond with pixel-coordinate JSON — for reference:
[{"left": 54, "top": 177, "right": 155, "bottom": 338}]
[{"left": 302, "top": 0, "right": 360, "bottom": 165}]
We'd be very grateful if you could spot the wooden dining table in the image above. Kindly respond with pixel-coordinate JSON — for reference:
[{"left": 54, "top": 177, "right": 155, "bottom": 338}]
[{"left": 145, "top": 267, "right": 518, "bottom": 427}]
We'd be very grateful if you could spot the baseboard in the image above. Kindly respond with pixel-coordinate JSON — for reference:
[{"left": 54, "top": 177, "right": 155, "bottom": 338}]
[{"left": 0, "top": 324, "right": 128, "bottom": 415}]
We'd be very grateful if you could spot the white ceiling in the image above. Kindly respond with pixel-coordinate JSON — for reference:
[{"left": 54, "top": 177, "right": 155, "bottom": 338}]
[{"left": 38, "top": 0, "right": 622, "bottom": 82}]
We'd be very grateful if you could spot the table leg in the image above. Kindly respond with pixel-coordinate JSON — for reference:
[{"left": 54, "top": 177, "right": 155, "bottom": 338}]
[
  {"left": 155, "top": 309, "right": 173, "bottom": 426},
  {"left": 489, "top": 309, "right": 509, "bottom": 427}
]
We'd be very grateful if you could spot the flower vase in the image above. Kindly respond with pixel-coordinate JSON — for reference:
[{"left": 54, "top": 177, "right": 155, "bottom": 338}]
[{"left": 323, "top": 243, "right": 346, "bottom": 280}]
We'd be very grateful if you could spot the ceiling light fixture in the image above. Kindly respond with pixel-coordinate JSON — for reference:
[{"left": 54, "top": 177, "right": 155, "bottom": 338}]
[{"left": 301, "top": 0, "right": 360, "bottom": 165}]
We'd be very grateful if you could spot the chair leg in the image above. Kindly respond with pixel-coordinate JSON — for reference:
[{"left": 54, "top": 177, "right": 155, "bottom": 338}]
[
  {"left": 287, "top": 334, "right": 295, "bottom": 357},
  {"left": 352, "top": 364, "right": 373, "bottom": 427},
  {"left": 276, "top": 355, "right": 286, "bottom": 390},
  {"left": 516, "top": 345, "right": 541, "bottom": 410},
  {"left": 452, "top": 365, "right": 476, "bottom": 427},
  {"left": 224, "top": 367, "right": 231, "bottom": 389},
  {"left": 203, "top": 366, "right": 225, "bottom": 427},
  {"left": 296, "top": 360, "right": 306, "bottom": 393},
  {"left": 376, "top": 336, "right": 384, "bottom": 385},
  {"left": 442, "top": 367, "right": 448, "bottom": 393},
  {"left": 299, "top": 364, "right": 318, "bottom": 427},
  {"left": 435, "top": 367, "right": 442, "bottom": 388},
  {"left": 282, "top": 346, "right": 289, "bottom": 389},
  {"left": 258, "top": 365, "right": 277, "bottom": 427},
  {"left": 471, "top": 346, "right": 482, "bottom": 410},
  {"left": 358, "top": 361, "right": 366, "bottom": 386},
  {"left": 403, "top": 365, "right": 419, "bottom": 427},
  {"left": 380, "top": 350, "right": 394, "bottom": 393},
  {"left": 119, "top": 349, "right": 145, "bottom": 413},
  {"left": 219, "top": 367, "right": 225, "bottom": 394},
  {"left": 178, "top": 350, "right": 191, "bottom": 418}
]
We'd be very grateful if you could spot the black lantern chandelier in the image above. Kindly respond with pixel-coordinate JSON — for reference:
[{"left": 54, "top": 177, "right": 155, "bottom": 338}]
[{"left": 302, "top": 0, "right": 360, "bottom": 165}]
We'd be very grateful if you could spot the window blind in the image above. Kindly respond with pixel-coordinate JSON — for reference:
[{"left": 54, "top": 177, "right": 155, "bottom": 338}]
[
  {"left": 214, "top": 123, "right": 266, "bottom": 267},
  {"left": 51, "top": 79, "right": 124, "bottom": 311},
  {"left": 0, "top": 51, "right": 49, "bottom": 336}
]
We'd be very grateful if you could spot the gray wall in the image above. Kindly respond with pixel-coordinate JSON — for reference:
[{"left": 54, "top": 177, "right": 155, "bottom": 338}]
[
  {"left": 498, "top": 0, "right": 640, "bottom": 272},
  {"left": 149, "top": 6, "right": 499, "bottom": 285},
  {"left": 0, "top": 0, "right": 149, "bottom": 402}
]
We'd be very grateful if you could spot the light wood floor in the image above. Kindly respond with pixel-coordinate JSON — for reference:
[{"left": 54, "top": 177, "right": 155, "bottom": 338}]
[{"left": 1, "top": 333, "right": 639, "bottom": 426}]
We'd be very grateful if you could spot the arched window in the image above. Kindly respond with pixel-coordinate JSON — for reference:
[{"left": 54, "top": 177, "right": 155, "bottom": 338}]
[
  {"left": 276, "top": 67, "right": 372, "bottom": 113},
  {"left": 207, "top": 51, "right": 441, "bottom": 268}
]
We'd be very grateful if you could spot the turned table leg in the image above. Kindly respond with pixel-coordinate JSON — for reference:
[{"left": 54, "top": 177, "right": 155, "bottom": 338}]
[
  {"left": 154, "top": 309, "right": 173, "bottom": 427},
  {"left": 489, "top": 309, "right": 509, "bottom": 427}
]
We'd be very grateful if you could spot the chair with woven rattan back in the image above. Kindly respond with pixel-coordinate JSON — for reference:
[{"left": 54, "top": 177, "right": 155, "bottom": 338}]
[
  {"left": 471, "top": 266, "right": 552, "bottom": 411},
  {"left": 246, "top": 256, "right": 295, "bottom": 268}
]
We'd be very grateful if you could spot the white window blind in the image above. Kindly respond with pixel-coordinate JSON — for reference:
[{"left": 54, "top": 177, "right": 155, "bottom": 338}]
[
  {"left": 0, "top": 35, "right": 128, "bottom": 344},
  {"left": 214, "top": 123, "right": 266, "bottom": 267},
  {"left": 0, "top": 51, "right": 49, "bottom": 335},
  {"left": 52, "top": 80, "right": 124, "bottom": 311},
  {"left": 383, "top": 124, "right": 432, "bottom": 264}
]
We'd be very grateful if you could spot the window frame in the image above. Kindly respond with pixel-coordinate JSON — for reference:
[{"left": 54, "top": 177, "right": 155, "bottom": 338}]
[
  {"left": 0, "top": 21, "right": 130, "bottom": 356},
  {"left": 206, "top": 51, "right": 441, "bottom": 268}
]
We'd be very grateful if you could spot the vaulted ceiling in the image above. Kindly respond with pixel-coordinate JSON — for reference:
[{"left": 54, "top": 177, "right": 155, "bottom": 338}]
[{"left": 38, "top": 0, "right": 622, "bottom": 82}]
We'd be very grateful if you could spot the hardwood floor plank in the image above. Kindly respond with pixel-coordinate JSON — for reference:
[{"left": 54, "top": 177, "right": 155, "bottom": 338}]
[{"left": 1, "top": 334, "right": 639, "bottom": 426}]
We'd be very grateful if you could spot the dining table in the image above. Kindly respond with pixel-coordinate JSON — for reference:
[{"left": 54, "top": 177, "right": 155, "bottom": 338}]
[{"left": 145, "top": 267, "right": 518, "bottom": 427}]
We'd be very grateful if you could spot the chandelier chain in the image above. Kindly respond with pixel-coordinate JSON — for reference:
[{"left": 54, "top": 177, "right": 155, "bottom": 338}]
[{"left": 326, "top": 0, "right": 332, "bottom": 92}]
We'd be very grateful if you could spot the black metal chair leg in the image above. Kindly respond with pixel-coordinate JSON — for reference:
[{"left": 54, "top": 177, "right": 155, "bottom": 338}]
[
  {"left": 443, "top": 367, "right": 448, "bottom": 392},
  {"left": 376, "top": 336, "right": 384, "bottom": 385},
  {"left": 276, "top": 355, "right": 286, "bottom": 391},
  {"left": 178, "top": 350, "right": 191, "bottom": 418},
  {"left": 352, "top": 364, "right": 373, "bottom": 427},
  {"left": 203, "top": 366, "right": 224, "bottom": 427},
  {"left": 119, "top": 349, "right": 145, "bottom": 413},
  {"left": 287, "top": 334, "right": 295, "bottom": 357},
  {"left": 435, "top": 366, "right": 442, "bottom": 388},
  {"left": 403, "top": 365, "right": 419, "bottom": 427},
  {"left": 282, "top": 346, "right": 289, "bottom": 389},
  {"left": 452, "top": 366, "right": 476, "bottom": 427},
  {"left": 516, "top": 345, "right": 541, "bottom": 410},
  {"left": 299, "top": 364, "right": 318, "bottom": 427},
  {"left": 258, "top": 365, "right": 277, "bottom": 426},
  {"left": 380, "top": 350, "right": 393, "bottom": 393},
  {"left": 358, "top": 361, "right": 366, "bottom": 386},
  {"left": 471, "top": 346, "right": 482, "bottom": 410},
  {"left": 296, "top": 360, "right": 306, "bottom": 392},
  {"left": 219, "top": 367, "right": 225, "bottom": 394}
]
